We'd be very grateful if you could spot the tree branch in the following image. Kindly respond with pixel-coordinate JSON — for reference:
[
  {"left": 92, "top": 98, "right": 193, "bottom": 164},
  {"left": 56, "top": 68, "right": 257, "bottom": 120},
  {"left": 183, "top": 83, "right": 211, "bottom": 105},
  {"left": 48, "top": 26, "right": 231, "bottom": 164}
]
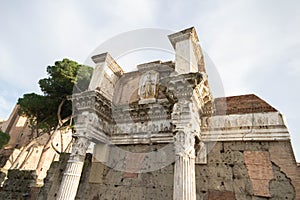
[{"left": 57, "top": 99, "right": 66, "bottom": 126}]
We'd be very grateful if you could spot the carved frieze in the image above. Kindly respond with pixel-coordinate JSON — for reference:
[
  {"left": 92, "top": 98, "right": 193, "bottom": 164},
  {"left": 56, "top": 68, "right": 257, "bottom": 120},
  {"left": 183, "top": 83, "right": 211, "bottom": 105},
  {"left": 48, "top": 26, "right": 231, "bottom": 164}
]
[
  {"left": 112, "top": 120, "right": 172, "bottom": 135},
  {"left": 201, "top": 112, "right": 285, "bottom": 130},
  {"left": 71, "top": 62, "right": 212, "bottom": 146}
]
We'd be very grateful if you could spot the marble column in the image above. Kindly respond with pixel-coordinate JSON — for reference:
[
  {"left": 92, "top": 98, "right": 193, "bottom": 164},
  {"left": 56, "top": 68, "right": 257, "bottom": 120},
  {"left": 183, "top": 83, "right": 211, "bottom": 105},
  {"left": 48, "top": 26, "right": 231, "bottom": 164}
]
[
  {"left": 173, "top": 131, "right": 196, "bottom": 200},
  {"left": 172, "top": 102, "right": 198, "bottom": 200},
  {"left": 56, "top": 136, "right": 90, "bottom": 200}
]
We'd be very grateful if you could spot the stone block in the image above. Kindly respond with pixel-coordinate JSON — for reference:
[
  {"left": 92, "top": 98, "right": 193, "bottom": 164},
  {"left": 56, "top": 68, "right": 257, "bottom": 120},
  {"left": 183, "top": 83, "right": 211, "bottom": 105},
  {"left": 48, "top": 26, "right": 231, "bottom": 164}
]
[
  {"left": 196, "top": 190, "right": 208, "bottom": 200},
  {"left": 207, "top": 177, "right": 233, "bottom": 191},
  {"left": 222, "top": 150, "right": 244, "bottom": 165},
  {"left": 196, "top": 176, "right": 208, "bottom": 192},
  {"left": 232, "top": 178, "right": 253, "bottom": 195},
  {"left": 232, "top": 164, "right": 249, "bottom": 180},
  {"left": 204, "top": 164, "right": 233, "bottom": 179},
  {"left": 89, "top": 162, "right": 104, "bottom": 183},
  {"left": 207, "top": 190, "right": 235, "bottom": 200}
]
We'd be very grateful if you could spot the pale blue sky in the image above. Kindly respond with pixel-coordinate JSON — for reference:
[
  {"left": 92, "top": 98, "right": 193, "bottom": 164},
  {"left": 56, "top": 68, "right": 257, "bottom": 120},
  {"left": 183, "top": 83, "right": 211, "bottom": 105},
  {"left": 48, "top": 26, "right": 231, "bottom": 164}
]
[{"left": 0, "top": 0, "right": 299, "bottom": 161}]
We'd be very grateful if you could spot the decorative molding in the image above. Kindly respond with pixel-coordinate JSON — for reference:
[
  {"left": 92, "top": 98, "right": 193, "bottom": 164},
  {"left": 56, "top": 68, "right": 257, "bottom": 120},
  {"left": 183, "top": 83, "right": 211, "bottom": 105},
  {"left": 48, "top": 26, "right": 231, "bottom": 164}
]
[
  {"left": 91, "top": 52, "right": 124, "bottom": 77},
  {"left": 201, "top": 112, "right": 290, "bottom": 142},
  {"left": 168, "top": 27, "right": 199, "bottom": 49}
]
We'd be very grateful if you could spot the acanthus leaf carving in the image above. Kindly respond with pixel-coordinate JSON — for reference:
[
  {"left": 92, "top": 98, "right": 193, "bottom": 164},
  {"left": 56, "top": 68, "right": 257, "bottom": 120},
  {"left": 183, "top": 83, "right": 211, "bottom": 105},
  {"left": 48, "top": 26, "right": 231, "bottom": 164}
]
[
  {"left": 70, "top": 136, "right": 90, "bottom": 160},
  {"left": 174, "top": 131, "right": 195, "bottom": 158}
]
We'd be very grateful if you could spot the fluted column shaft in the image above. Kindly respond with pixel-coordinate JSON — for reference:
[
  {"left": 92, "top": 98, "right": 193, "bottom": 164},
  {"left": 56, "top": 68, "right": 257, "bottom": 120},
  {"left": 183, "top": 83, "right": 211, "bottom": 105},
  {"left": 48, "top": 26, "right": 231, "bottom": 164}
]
[
  {"left": 56, "top": 136, "right": 90, "bottom": 200},
  {"left": 173, "top": 131, "right": 196, "bottom": 200}
]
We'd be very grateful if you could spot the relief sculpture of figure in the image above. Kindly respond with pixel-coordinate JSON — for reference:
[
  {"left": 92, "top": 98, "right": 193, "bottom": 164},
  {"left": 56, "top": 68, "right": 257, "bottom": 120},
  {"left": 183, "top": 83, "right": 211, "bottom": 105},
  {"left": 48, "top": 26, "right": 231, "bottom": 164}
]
[
  {"left": 142, "top": 73, "right": 154, "bottom": 98},
  {"left": 138, "top": 71, "right": 158, "bottom": 103}
]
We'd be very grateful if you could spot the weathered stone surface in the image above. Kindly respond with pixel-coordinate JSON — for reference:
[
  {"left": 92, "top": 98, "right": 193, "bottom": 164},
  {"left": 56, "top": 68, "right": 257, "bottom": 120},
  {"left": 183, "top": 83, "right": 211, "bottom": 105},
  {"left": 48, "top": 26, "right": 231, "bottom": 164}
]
[
  {"left": 269, "top": 141, "right": 300, "bottom": 199},
  {"left": 88, "top": 162, "right": 104, "bottom": 183},
  {"left": 38, "top": 153, "right": 70, "bottom": 200},
  {"left": 207, "top": 190, "right": 235, "bottom": 200},
  {"left": 39, "top": 141, "right": 299, "bottom": 199},
  {"left": 39, "top": 145, "right": 175, "bottom": 200},
  {"left": 0, "top": 169, "right": 37, "bottom": 200},
  {"left": 0, "top": 149, "right": 13, "bottom": 168},
  {"left": 269, "top": 163, "right": 295, "bottom": 199},
  {"left": 195, "top": 141, "right": 298, "bottom": 200}
]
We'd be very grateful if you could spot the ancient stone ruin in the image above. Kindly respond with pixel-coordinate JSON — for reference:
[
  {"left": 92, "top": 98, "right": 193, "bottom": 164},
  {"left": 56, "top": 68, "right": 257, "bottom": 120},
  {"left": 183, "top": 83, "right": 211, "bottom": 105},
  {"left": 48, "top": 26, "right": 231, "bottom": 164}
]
[
  {"left": 1, "top": 27, "right": 300, "bottom": 200},
  {"left": 51, "top": 27, "right": 299, "bottom": 200}
]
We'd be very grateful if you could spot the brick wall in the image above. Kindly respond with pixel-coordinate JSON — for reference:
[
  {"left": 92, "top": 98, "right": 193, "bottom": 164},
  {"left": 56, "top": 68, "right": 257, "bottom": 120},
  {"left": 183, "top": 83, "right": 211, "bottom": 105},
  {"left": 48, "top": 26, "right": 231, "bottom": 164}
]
[{"left": 213, "top": 94, "right": 277, "bottom": 116}]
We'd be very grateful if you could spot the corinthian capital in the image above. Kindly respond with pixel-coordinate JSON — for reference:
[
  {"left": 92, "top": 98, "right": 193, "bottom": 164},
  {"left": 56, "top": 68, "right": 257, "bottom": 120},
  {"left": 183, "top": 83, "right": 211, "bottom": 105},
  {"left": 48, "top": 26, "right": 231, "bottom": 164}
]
[
  {"left": 174, "top": 131, "right": 195, "bottom": 158},
  {"left": 70, "top": 136, "right": 90, "bottom": 161}
]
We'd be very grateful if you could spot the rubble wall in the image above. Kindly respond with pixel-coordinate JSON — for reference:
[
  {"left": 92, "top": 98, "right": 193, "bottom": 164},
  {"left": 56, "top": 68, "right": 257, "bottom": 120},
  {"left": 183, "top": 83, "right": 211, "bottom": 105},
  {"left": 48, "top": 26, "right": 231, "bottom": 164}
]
[
  {"left": 38, "top": 141, "right": 299, "bottom": 200},
  {"left": 0, "top": 169, "right": 38, "bottom": 200},
  {"left": 196, "top": 141, "right": 298, "bottom": 200}
]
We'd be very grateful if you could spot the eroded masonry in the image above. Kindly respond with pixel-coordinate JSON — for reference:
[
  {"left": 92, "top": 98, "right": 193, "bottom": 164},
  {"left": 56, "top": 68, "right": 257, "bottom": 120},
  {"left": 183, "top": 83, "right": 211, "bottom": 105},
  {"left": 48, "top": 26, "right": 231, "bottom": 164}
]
[
  {"left": 51, "top": 27, "right": 300, "bottom": 200},
  {"left": 2, "top": 27, "right": 299, "bottom": 200}
]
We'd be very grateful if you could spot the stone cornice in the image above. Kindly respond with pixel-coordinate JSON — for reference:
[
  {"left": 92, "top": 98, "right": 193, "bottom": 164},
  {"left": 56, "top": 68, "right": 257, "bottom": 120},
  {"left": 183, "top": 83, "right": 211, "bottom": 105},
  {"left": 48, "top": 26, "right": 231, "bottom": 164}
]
[
  {"left": 91, "top": 52, "right": 124, "bottom": 77},
  {"left": 201, "top": 112, "right": 290, "bottom": 142},
  {"left": 168, "top": 27, "right": 199, "bottom": 49},
  {"left": 137, "top": 60, "right": 175, "bottom": 73}
]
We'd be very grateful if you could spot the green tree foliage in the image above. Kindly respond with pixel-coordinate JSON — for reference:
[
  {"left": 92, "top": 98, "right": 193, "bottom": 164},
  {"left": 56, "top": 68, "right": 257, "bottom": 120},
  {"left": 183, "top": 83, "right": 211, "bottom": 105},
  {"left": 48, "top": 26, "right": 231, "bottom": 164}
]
[
  {"left": 18, "top": 58, "right": 93, "bottom": 134},
  {"left": 0, "top": 130, "right": 10, "bottom": 149}
]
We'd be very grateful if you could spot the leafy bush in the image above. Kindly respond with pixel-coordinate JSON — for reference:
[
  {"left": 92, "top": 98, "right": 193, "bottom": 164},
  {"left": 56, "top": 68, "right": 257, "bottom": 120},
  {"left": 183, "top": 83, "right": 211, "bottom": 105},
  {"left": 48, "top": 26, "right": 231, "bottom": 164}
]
[{"left": 0, "top": 130, "right": 10, "bottom": 149}]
